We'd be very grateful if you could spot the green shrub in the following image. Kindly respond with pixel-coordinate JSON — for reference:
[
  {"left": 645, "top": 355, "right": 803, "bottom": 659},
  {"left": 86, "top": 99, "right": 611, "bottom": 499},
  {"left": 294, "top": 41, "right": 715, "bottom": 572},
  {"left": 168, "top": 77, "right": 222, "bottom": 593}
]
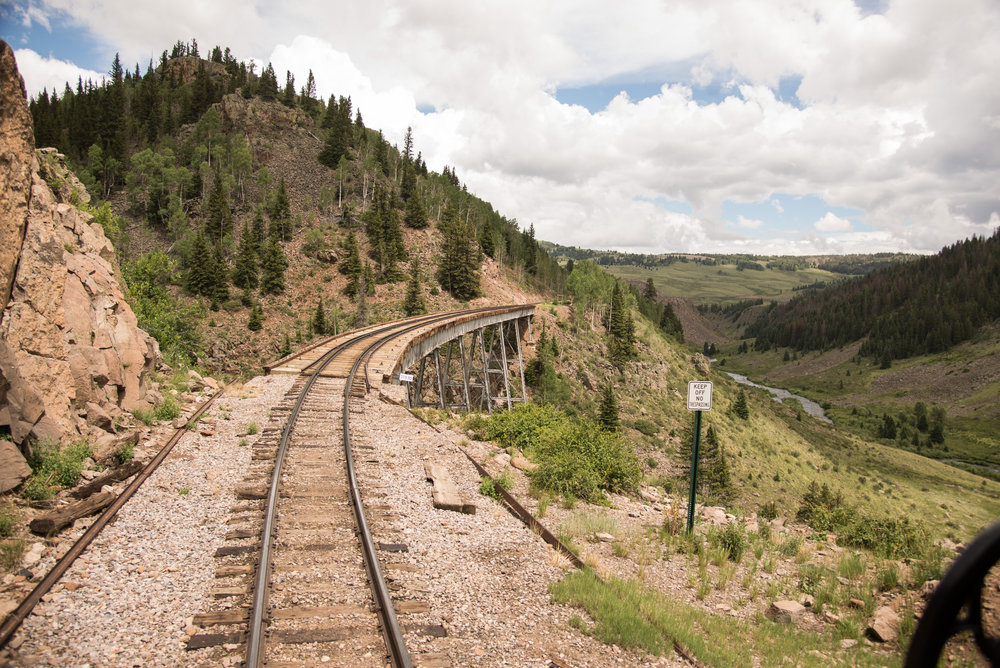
[
  {"left": 875, "top": 563, "right": 900, "bottom": 591},
  {"left": 0, "top": 540, "right": 25, "bottom": 571},
  {"left": 798, "top": 563, "right": 830, "bottom": 594},
  {"left": 246, "top": 421, "right": 259, "bottom": 436},
  {"left": 0, "top": 505, "right": 16, "bottom": 538},
  {"left": 461, "top": 413, "right": 490, "bottom": 440},
  {"left": 530, "top": 417, "right": 641, "bottom": 503},
  {"left": 154, "top": 394, "right": 180, "bottom": 421},
  {"left": 123, "top": 251, "right": 204, "bottom": 364},
  {"left": 777, "top": 535, "right": 803, "bottom": 558},
  {"left": 715, "top": 523, "right": 748, "bottom": 563},
  {"left": 115, "top": 439, "right": 135, "bottom": 464},
  {"left": 22, "top": 439, "right": 93, "bottom": 499},
  {"left": 486, "top": 403, "right": 565, "bottom": 454},
  {"left": 758, "top": 501, "right": 778, "bottom": 521},
  {"left": 911, "top": 545, "right": 947, "bottom": 587},
  {"left": 840, "top": 515, "right": 928, "bottom": 560},
  {"left": 479, "top": 472, "right": 512, "bottom": 501},
  {"left": 837, "top": 552, "right": 865, "bottom": 580},
  {"left": 632, "top": 419, "right": 659, "bottom": 437}
]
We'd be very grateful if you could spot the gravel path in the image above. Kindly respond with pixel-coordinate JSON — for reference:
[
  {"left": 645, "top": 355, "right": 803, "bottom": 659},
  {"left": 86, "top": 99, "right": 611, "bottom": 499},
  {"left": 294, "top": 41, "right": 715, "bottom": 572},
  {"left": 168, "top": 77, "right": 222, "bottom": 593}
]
[{"left": 5, "top": 374, "right": 296, "bottom": 667}]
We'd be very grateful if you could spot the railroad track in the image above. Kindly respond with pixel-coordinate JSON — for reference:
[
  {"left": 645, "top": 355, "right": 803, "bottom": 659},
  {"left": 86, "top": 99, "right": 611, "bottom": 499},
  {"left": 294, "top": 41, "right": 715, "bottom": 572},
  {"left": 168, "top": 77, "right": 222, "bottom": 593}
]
[{"left": 191, "top": 308, "right": 522, "bottom": 667}]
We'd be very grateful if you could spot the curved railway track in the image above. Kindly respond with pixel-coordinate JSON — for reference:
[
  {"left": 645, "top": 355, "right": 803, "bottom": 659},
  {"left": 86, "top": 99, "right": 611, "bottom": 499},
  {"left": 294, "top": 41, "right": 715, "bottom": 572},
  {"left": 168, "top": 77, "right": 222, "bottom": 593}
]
[{"left": 241, "top": 307, "right": 524, "bottom": 667}]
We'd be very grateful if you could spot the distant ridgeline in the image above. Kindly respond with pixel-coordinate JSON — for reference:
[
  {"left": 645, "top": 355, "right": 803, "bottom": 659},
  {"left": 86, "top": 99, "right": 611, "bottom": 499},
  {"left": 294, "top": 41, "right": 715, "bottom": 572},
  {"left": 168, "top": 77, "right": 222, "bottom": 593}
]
[
  {"left": 745, "top": 231, "right": 1000, "bottom": 362},
  {"left": 540, "top": 241, "right": 912, "bottom": 275}
]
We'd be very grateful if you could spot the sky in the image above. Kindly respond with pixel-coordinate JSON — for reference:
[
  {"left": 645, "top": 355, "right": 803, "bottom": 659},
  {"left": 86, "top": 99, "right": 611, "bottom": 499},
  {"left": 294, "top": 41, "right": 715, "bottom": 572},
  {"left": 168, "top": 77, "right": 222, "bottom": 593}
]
[{"left": 2, "top": 0, "right": 999, "bottom": 256}]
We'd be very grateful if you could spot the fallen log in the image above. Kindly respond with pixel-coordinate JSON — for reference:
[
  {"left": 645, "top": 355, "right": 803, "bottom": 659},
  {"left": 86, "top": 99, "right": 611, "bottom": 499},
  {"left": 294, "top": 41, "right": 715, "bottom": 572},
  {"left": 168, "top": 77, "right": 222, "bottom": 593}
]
[
  {"left": 70, "top": 459, "right": 144, "bottom": 499},
  {"left": 29, "top": 492, "right": 116, "bottom": 535}
]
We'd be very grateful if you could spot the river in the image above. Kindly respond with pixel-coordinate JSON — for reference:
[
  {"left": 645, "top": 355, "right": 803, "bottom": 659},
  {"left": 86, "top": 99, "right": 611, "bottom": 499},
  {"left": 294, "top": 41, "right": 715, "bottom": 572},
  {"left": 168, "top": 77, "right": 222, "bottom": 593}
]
[{"left": 725, "top": 373, "right": 832, "bottom": 423}]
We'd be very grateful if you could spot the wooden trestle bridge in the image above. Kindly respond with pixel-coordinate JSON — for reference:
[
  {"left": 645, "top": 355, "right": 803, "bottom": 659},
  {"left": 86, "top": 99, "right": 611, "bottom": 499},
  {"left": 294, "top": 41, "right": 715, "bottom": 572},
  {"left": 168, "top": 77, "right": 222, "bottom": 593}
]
[{"left": 265, "top": 304, "right": 535, "bottom": 412}]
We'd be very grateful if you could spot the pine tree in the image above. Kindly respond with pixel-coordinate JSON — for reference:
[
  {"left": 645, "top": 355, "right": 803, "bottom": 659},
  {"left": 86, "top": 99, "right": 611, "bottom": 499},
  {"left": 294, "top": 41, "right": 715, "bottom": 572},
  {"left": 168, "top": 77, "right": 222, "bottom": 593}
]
[
  {"left": 339, "top": 230, "right": 363, "bottom": 298},
  {"left": 251, "top": 205, "right": 267, "bottom": 256},
  {"left": 301, "top": 69, "right": 317, "bottom": 113},
  {"left": 403, "top": 256, "right": 427, "bottom": 316},
  {"left": 436, "top": 201, "right": 480, "bottom": 301},
  {"left": 282, "top": 70, "right": 296, "bottom": 107},
  {"left": 205, "top": 169, "right": 232, "bottom": 241},
  {"left": 187, "top": 231, "right": 213, "bottom": 296},
  {"left": 643, "top": 278, "right": 657, "bottom": 301},
  {"left": 318, "top": 95, "right": 353, "bottom": 167},
  {"left": 522, "top": 223, "right": 537, "bottom": 275},
  {"left": 312, "top": 297, "right": 326, "bottom": 335},
  {"left": 598, "top": 382, "right": 620, "bottom": 431},
  {"left": 400, "top": 126, "right": 416, "bottom": 201},
  {"left": 403, "top": 188, "right": 428, "bottom": 229},
  {"left": 232, "top": 221, "right": 259, "bottom": 291},
  {"left": 478, "top": 220, "right": 495, "bottom": 258},
  {"left": 658, "top": 302, "right": 683, "bottom": 341},
  {"left": 354, "top": 263, "right": 369, "bottom": 326},
  {"left": 280, "top": 332, "right": 292, "bottom": 356},
  {"left": 247, "top": 303, "right": 263, "bottom": 331},
  {"left": 260, "top": 231, "right": 287, "bottom": 294},
  {"left": 268, "top": 177, "right": 292, "bottom": 240},
  {"left": 607, "top": 282, "right": 636, "bottom": 368},
  {"left": 210, "top": 241, "right": 230, "bottom": 304},
  {"left": 259, "top": 63, "right": 278, "bottom": 100},
  {"left": 364, "top": 185, "right": 407, "bottom": 282},
  {"left": 732, "top": 389, "right": 750, "bottom": 420}
]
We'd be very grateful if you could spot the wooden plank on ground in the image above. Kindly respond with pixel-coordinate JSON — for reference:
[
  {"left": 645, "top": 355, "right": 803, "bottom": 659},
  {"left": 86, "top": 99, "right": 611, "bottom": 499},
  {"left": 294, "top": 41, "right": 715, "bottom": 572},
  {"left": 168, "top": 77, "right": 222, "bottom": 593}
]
[
  {"left": 193, "top": 609, "right": 248, "bottom": 626},
  {"left": 396, "top": 600, "right": 431, "bottom": 615},
  {"left": 271, "top": 604, "right": 366, "bottom": 620},
  {"left": 423, "top": 463, "right": 476, "bottom": 514},
  {"left": 29, "top": 492, "right": 116, "bottom": 534}
]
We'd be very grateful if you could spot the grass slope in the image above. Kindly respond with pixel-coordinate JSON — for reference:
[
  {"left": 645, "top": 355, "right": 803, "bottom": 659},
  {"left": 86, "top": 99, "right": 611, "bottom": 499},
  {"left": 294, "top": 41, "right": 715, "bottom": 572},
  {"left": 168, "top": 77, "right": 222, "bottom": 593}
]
[
  {"left": 605, "top": 262, "right": 848, "bottom": 307},
  {"left": 532, "top": 305, "right": 1000, "bottom": 543}
]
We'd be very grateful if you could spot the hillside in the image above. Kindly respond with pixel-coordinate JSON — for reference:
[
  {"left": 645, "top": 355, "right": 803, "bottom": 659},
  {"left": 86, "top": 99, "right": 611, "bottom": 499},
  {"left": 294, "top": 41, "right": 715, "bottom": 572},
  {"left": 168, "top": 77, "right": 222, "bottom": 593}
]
[
  {"left": 745, "top": 232, "right": 1000, "bottom": 362},
  {"left": 29, "top": 42, "right": 564, "bottom": 376}
]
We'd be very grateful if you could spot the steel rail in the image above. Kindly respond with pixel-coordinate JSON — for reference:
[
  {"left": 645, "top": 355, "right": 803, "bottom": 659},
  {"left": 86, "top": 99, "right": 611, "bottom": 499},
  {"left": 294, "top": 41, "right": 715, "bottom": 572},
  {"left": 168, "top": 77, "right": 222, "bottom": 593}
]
[
  {"left": 246, "top": 305, "right": 532, "bottom": 667},
  {"left": 245, "top": 311, "right": 474, "bottom": 667},
  {"left": 343, "top": 336, "right": 416, "bottom": 668},
  {"left": 0, "top": 387, "right": 224, "bottom": 650},
  {"left": 244, "top": 331, "right": 370, "bottom": 668}
]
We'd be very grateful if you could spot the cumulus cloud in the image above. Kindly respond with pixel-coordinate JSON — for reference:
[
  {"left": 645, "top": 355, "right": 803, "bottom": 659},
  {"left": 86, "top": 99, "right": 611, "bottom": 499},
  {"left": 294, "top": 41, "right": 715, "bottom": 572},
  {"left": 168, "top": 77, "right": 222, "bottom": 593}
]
[
  {"left": 814, "top": 212, "right": 852, "bottom": 232},
  {"left": 14, "top": 49, "right": 105, "bottom": 98},
  {"left": 12, "top": 0, "right": 1000, "bottom": 255},
  {"left": 737, "top": 216, "right": 765, "bottom": 230}
]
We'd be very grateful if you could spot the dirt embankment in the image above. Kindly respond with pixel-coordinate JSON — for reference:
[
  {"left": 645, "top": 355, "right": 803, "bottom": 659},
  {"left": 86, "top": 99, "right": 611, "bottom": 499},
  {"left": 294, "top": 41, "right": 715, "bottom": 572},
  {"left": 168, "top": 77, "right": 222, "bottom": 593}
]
[{"left": 665, "top": 296, "right": 725, "bottom": 346}]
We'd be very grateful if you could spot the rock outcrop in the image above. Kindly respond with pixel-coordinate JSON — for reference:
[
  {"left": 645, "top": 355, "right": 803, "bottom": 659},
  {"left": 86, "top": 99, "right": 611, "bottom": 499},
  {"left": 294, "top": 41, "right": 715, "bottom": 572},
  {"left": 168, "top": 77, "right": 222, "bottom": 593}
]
[
  {"left": 0, "top": 41, "right": 32, "bottom": 312},
  {"left": 0, "top": 45, "right": 161, "bottom": 461}
]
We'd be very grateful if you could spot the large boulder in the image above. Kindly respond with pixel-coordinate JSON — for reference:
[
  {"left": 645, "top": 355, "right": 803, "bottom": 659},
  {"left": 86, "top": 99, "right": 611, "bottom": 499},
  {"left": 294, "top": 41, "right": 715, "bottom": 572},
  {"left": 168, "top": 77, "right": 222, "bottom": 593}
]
[
  {"left": 866, "top": 606, "right": 900, "bottom": 643},
  {"left": 767, "top": 600, "right": 807, "bottom": 624},
  {"left": 0, "top": 48, "right": 161, "bottom": 450},
  {"left": 0, "top": 438, "right": 31, "bottom": 493}
]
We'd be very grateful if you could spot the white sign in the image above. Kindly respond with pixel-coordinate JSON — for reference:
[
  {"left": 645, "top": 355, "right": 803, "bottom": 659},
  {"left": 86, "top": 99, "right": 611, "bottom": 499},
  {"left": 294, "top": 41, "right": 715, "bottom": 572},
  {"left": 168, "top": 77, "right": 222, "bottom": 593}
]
[
  {"left": 687, "top": 381, "right": 713, "bottom": 411},
  {"left": 398, "top": 373, "right": 414, "bottom": 383}
]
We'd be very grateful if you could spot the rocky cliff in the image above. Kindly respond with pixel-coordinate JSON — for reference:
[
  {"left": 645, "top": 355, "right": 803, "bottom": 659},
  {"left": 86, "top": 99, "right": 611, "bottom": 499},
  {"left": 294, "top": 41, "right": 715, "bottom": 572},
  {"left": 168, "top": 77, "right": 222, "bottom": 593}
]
[{"left": 0, "top": 42, "right": 161, "bottom": 489}]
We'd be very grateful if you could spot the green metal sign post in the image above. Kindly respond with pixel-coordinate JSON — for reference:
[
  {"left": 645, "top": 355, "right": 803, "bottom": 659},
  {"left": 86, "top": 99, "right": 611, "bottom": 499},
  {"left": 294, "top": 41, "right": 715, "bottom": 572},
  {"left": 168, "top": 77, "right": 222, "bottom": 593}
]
[{"left": 686, "top": 381, "right": 713, "bottom": 534}]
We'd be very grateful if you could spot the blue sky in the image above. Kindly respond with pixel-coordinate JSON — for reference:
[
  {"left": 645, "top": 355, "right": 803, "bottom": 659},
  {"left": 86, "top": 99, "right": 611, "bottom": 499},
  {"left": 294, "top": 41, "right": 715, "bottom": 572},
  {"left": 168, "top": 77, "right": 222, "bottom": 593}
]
[{"left": 2, "top": 0, "right": 998, "bottom": 255}]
